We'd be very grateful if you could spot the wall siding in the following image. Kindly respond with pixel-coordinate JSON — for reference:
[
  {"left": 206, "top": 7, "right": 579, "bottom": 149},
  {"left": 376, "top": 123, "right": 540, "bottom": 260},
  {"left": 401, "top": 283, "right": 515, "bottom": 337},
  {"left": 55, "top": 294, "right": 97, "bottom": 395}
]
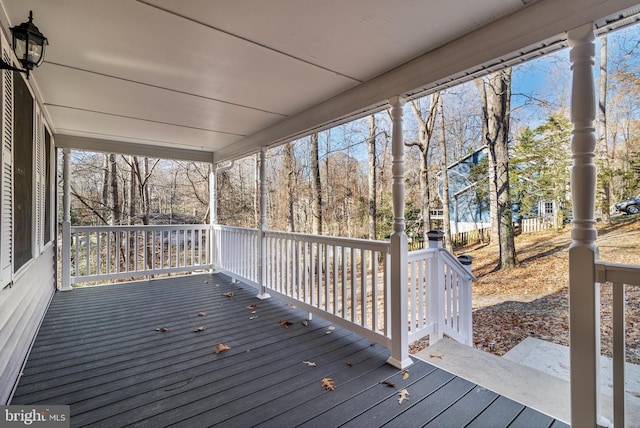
[{"left": 0, "top": 246, "right": 55, "bottom": 404}]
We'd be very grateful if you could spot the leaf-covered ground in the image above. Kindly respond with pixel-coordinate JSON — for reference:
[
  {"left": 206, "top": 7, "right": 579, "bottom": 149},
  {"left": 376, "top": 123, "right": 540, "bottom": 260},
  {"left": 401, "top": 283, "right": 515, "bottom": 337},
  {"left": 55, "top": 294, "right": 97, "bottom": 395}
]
[{"left": 410, "top": 216, "right": 640, "bottom": 365}]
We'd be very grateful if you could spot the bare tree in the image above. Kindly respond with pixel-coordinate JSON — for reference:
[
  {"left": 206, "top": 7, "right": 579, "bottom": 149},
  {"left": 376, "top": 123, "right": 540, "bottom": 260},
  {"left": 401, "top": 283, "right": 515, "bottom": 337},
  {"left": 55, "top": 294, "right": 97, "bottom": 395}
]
[
  {"left": 311, "top": 133, "right": 323, "bottom": 235},
  {"left": 368, "top": 115, "right": 377, "bottom": 239},
  {"left": 598, "top": 34, "right": 612, "bottom": 224},
  {"left": 437, "top": 95, "right": 453, "bottom": 251},
  {"left": 476, "top": 69, "right": 518, "bottom": 269},
  {"left": 407, "top": 93, "right": 441, "bottom": 241}
]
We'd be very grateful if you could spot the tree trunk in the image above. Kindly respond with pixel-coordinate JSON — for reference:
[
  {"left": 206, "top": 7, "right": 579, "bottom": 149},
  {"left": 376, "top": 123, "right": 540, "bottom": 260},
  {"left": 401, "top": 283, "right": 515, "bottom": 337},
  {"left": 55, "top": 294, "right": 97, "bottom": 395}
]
[
  {"left": 408, "top": 94, "right": 440, "bottom": 242},
  {"left": 311, "top": 133, "right": 322, "bottom": 235},
  {"left": 481, "top": 69, "right": 517, "bottom": 269},
  {"left": 437, "top": 95, "right": 453, "bottom": 252},
  {"left": 475, "top": 78, "right": 499, "bottom": 245},
  {"left": 109, "top": 153, "right": 121, "bottom": 225},
  {"left": 284, "top": 143, "right": 296, "bottom": 232},
  {"left": 101, "top": 154, "right": 109, "bottom": 223},
  {"left": 368, "top": 114, "right": 377, "bottom": 240},
  {"left": 598, "top": 34, "right": 611, "bottom": 224}
]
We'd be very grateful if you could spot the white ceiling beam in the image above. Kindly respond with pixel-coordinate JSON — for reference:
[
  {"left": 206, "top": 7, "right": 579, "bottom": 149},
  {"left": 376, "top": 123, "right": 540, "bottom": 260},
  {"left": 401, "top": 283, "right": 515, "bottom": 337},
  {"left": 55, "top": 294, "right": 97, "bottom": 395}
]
[{"left": 55, "top": 135, "right": 214, "bottom": 163}]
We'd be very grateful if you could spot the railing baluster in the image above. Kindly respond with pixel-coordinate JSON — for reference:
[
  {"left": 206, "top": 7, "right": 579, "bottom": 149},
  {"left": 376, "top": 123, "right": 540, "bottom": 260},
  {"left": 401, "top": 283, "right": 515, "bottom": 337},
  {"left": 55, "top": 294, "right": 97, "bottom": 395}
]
[{"left": 612, "top": 282, "right": 625, "bottom": 427}]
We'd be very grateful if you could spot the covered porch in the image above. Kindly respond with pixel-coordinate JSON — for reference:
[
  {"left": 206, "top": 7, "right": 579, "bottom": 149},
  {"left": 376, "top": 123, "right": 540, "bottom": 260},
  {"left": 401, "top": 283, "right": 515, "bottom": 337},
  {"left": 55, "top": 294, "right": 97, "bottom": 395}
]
[
  {"left": 1, "top": 1, "right": 640, "bottom": 426},
  {"left": 12, "top": 272, "right": 567, "bottom": 427}
]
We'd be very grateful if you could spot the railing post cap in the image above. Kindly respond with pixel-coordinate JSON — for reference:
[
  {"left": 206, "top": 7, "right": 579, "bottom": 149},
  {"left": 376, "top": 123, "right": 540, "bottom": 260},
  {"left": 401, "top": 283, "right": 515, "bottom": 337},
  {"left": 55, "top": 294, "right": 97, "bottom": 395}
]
[
  {"left": 427, "top": 230, "right": 445, "bottom": 241},
  {"left": 457, "top": 254, "right": 473, "bottom": 265}
]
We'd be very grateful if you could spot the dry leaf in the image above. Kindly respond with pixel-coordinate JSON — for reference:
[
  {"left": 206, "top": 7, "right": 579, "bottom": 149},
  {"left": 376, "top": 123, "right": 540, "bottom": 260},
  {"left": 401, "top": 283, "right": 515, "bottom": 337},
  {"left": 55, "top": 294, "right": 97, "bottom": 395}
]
[
  {"left": 155, "top": 327, "right": 169, "bottom": 332},
  {"left": 223, "top": 291, "right": 234, "bottom": 298},
  {"left": 321, "top": 378, "right": 336, "bottom": 391},
  {"left": 246, "top": 304, "right": 257, "bottom": 309},
  {"left": 251, "top": 311, "right": 257, "bottom": 314},
  {"left": 398, "top": 388, "right": 410, "bottom": 404},
  {"left": 302, "top": 320, "right": 308, "bottom": 326},
  {"left": 328, "top": 326, "right": 336, "bottom": 330},
  {"left": 630, "top": 390, "right": 640, "bottom": 398},
  {"left": 430, "top": 353, "right": 444, "bottom": 359},
  {"left": 345, "top": 362, "right": 353, "bottom": 367},
  {"left": 302, "top": 361, "right": 317, "bottom": 367},
  {"left": 325, "top": 331, "right": 332, "bottom": 334},
  {"left": 215, "top": 344, "right": 231, "bottom": 354},
  {"left": 194, "top": 326, "right": 205, "bottom": 332},
  {"left": 280, "top": 320, "right": 294, "bottom": 328},
  {"left": 197, "top": 312, "right": 207, "bottom": 316},
  {"left": 249, "top": 316, "right": 258, "bottom": 320},
  {"left": 379, "top": 380, "right": 396, "bottom": 388},
  {"left": 401, "top": 370, "right": 409, "bottom": 380}
]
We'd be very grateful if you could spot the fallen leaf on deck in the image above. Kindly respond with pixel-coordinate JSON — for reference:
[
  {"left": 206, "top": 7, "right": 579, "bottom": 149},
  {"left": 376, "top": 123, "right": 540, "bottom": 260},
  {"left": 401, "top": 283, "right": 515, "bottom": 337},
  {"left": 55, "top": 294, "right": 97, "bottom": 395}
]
[
  {"left": 223, "top": 291, "right": 234, "bottom": 298},
  {"left": 321, "top": 378, "right": 336, "bottom": 391},
  {"left": 345, "top": 362, "right": 353, "bottom": 367},
  {"left": 251, "top": 311, "right": 257, "bottom": 314},
  {"left": 379, "top": 380, "right": 396, "bottom": 388},
  {"left": 401, "top": 370, "right": 409, "bottom": 380},
  {"left": 280, "top": 320, "right": 294, "bottom": 328},
  {"left": 193, "top": 326, "right": 205, "bottom": 332},
  {"left": 302, "top": 361, "right": 317, "bottom": 367},
  {"left": 197, "top": 312, "right": 207, "bottom": 316},
  {"left": 328, "top": 326, "right": 336, "bottom": 330},
  {"left": 398, "top": 389, "right": 410, "bottom": 404},
  {"left": 430, "top": 353, "right": 444, "bottom": 359},
  {"left": 302, "top": 320, "right": 308, "bottom": 326},
  {"left": 246, "top": 304, "right": 257, "bottom": 309},
  {"left": 630, "top": 390, "right": 640, "bottom": 398},
  {"left": 325, "top": 331, "right": 332, "bottom": 334},
  {"left": 215, "top": 344, "right": 231, "bottom": 354},
  {"left": 155, "top": 327, "right": 169, "bottom": 332},
  {"left": 249, "top": 316, "right": 258, "bottom": 320}
]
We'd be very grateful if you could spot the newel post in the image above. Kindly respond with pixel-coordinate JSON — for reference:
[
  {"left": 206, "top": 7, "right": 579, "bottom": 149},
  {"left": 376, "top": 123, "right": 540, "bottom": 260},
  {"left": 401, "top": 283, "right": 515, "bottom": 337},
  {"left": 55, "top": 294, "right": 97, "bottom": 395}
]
[
  {"left": 568, "top": 23, "right": 603, "bottom": 428},
  {"left": 60, "top": 148, "right": 72, "bottom": 291},
  {"left": 457, "top": 254, "right": 473, "bottom": 345},
  {"left": 257, "top": 147, "right": 270, "bottom": 300},
  {"left": 427, "top": 230, "right": 445, "bottom": 344},
  {"left": 387, "top": 96, "right": 412, "bottom": 369}
]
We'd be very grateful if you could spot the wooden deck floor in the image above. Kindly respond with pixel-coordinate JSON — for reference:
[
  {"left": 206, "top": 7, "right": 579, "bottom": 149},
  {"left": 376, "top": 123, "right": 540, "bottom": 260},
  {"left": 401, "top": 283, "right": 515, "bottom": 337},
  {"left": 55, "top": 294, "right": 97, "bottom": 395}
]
[{"left": 12, "top": 273, "right": 569, "bottom": 427}]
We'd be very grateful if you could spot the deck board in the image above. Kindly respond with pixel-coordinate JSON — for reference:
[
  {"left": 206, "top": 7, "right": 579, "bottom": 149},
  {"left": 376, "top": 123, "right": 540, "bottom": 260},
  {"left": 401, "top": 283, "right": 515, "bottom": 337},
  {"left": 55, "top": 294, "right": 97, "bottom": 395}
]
[{"left": 11, "top": 273, "right": 569, "bottom": 427}]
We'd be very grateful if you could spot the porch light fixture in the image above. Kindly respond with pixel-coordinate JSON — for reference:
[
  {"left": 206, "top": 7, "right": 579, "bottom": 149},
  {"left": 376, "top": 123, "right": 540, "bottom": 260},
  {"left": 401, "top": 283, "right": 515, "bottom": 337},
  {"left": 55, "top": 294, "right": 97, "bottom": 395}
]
[{"left": 0, "top": 11, "right": 48, "bottom": 78}]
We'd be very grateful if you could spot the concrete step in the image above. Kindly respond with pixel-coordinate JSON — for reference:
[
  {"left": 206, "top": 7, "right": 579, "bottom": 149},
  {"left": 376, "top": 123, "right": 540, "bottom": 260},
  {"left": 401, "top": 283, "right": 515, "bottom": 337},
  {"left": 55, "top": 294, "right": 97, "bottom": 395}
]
[
  {"left": 503, "top": 337, "right": 640, "bottom": 426},
  {"left": 414, "top": 338, "right": 571, "bottom": 424},
  {"left": 415, "top": 337, "right": 640, "bottom": 426}
]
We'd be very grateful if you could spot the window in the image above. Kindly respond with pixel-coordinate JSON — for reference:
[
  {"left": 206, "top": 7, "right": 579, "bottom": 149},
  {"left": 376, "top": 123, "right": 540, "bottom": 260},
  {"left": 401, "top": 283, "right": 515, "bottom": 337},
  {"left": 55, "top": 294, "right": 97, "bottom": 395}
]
[{"left": 13, "top": 74, "right": 33, "bottom": 271}]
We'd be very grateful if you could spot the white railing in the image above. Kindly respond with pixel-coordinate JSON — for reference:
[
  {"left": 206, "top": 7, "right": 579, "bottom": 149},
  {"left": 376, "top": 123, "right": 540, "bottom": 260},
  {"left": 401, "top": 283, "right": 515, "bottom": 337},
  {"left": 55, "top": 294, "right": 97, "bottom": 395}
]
[
  {"left": 595, "top": 261, "right": 640, "bottom": 428},
  {"left": 211, "top": 224, "right": 260, "bottom": 286},
  {"left": 69, "top": 224, "right": 211, "bottom": 284},
  {"left": 407, "top": 243, "right": 474, "bottom": 345},
  {"left": 262, "top": 230, "right": 391, "bottom": 346},
  {"left": 66, "top": 224, "right": 473, "bottom": 356}
]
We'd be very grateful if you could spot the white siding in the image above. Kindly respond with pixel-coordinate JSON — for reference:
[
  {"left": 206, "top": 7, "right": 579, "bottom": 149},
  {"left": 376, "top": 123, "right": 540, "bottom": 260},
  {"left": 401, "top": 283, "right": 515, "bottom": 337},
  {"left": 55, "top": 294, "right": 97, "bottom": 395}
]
[{"left": 0, "top": 31, "right": 56, "bottom": 405}]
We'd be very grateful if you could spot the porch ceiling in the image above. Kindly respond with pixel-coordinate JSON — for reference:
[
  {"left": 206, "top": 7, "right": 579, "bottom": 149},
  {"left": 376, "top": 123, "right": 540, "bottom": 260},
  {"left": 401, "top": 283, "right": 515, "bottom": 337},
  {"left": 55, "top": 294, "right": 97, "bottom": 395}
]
[{"left": 0, "top": 0, "right": 639, "bottom": 163}]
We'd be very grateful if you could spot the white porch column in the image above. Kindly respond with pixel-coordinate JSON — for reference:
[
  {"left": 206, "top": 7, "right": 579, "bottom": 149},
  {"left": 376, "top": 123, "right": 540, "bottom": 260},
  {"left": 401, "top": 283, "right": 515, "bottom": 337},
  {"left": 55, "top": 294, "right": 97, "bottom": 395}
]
[
  {"left": 257, "top": 147, "right": 270, "bottom": 300},
  {"left": 387, "top": 95, "right": 412, "bottom": 369},
  {"left": 60, "top": 148, "right": 72, "bottom": 291},
  {"left": 568, "top": 23, "right": 602, "bottom": 428},
  {"left": 209, "top": 165, "right": 217, "bottom": 272}
]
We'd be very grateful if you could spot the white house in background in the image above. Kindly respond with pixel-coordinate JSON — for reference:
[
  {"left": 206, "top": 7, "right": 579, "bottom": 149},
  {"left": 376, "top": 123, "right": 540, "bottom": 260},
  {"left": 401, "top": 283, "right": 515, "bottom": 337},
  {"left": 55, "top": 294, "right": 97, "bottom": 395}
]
[{"left": 1, "top": 1, "right": 639, "bottom": 426}]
